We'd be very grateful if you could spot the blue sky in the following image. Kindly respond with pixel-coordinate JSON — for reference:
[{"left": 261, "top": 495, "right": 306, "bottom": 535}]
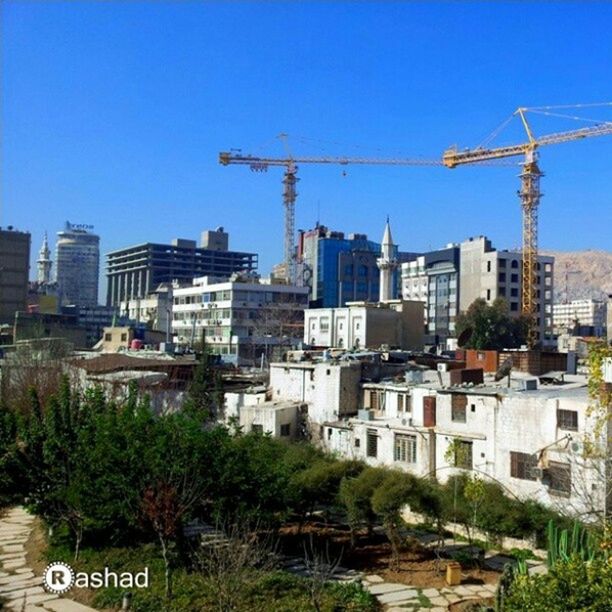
[{"left": 2, "top": 1, "right": 611, "bottom": 297}]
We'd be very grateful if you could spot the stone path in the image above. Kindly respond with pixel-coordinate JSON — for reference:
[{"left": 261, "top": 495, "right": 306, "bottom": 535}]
[{"left": 0, "top": 507, "right": 97, "bottom": 612}]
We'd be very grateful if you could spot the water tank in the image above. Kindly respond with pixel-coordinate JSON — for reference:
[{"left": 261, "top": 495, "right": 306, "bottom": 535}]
[{"left": 130, "top": 338, "right": 144, "bottom": 350}]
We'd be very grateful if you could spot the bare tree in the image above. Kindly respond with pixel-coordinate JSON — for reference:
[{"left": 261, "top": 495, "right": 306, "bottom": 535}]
[
  {"left": 302, "top": 534, "right": 343, "bottom": 612},
  {"left": 195, "top": 521, "right": 278, "bottom": 612}
]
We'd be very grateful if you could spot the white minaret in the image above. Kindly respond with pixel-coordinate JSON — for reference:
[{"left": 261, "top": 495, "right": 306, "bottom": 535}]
[
  {"left": 376, "top": 217, "right": 398, "bottom": 302},
  {"left": 37, "top": 232, "right": 52, "bottom": 284}
]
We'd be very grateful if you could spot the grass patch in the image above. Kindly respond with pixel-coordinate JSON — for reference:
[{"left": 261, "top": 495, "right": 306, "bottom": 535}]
[{"left": 47, "top": 538, "right": 379, "bottom": 612}]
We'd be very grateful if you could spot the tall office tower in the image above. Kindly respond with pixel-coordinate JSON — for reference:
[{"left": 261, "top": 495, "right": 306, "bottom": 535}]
[
  {"left": 297, "top": 222, "right": 417, "bottom": 308},
  {"left": 106, "top": 228, "right": 258, "bottom": 306},
  {"left": 0, "top": 227, "right": 30, "bottom": 323},
  {"left": 37, "top": 232, "right": 52, "bottom": 284},
  {"left": 56, "top": 222, "right": 100, "bottom": 307},
  {"left": 376, "top": 219, "right": 399, "bottom": 302}
]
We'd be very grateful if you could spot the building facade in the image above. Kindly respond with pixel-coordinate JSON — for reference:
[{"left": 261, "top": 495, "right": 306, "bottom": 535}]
[
  {"left": 119, "top": 283, "right": 173, "bottom": 334},
  {"left": 553, "top": 299, "right": 607, "bottom": 337},
  {"left": 56, "top": 222, "right": 100, "bottom": 307},
  {"left": 266, "top": 356, "right": 607, "bottom": 521},
  {"left": 106, "top": 229, "right": 257, "bottom": 306},
  {"left": 402, "top": 245, "right": 460, "bottom": 345},
  {"left": 297, "top": 223, "right": 417, "bottom": 308},
  {"left": 304, "top": 300, "right": 424, "bottom": 351},
  {"left": 459, "top": 236, "right": 554, "bottom": 344},
  {"left": 172, "top": 275, "right": 309, "bottom": 363},
  {"left": 0, "top": 227, "right": 30, "bottom": 324}
]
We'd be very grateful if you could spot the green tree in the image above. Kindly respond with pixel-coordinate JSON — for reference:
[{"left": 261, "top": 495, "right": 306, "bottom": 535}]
[
  {"left": 456, "top": 297, "right": 529, "bottom": 350},
  {"left": 183, "top": 338, "right": 224, "bottom": 421},
  {"left": 339, "top": 467, "right": 387, "bottom": 547}
]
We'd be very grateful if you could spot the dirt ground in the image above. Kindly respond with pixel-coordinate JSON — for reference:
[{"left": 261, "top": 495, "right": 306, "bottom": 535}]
[
  {"left": 278, "top": 521, "right": 501, "bottom": 589},
  {"left": 24, "top": 516, "right": 113, "bottom": 612}
]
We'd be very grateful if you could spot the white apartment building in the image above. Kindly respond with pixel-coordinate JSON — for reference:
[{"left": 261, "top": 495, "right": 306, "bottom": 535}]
[
  {"left": 459, "top": 236, "right": 554, "bottom": 344},
  {"left": 553, "top": 299, "right": 607, "bottom": 337},
  {"left": 304, "top": 300, "right": 424, "bottom": 351},
  {"left": 119, "top": 284, "right": 173, "bottom": 334},
  {"left": 172, "top": 275, "right": 309, "bottom": 364},
  {"left": 266, "top": 356, "right": 607, "bottom": 521}
]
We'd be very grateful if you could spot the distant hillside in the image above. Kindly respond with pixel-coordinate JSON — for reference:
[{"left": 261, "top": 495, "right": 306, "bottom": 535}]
[{"left": 542, "top": 250, "right": 612, "bottom": 302}]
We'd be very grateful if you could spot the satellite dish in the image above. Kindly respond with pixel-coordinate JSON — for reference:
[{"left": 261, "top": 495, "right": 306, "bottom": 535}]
[
  {"left": 457, "top": 327, "right": 473, "bottom": 348},
  {"left": 428, "top": 345, "right": 437, "bottom": 355},
  {"left": 495, "top": 357, "right": 513, "bottom": 382}
]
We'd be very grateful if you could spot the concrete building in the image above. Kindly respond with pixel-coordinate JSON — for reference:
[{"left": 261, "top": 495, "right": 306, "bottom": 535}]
[
  {"left": 56, "top": 222, "right": 100, "bottom": 307},
  {"left": 266, "top": 353, "right": 607, "bottom": 521},
  {"left": 297, "top": 223, "right": 417, "bottom": 308},
  {"left": 172, "top": 274, "right": 309, "bottom": 364},
  {"left": 304, "top": 300, "right": 424, "bottom": 351},
  {"left": 106, "top": 228, "right": 257, "bottom": 307},
  {"left": 0, "top": 227, "right": 30, "bottom": 324},
  {"left": 459, "top": 236, "right": 554, "bottom": 344},
  {"left": 119, "top": 283, "right": 173, "bottom": 334},
  {"left": 402, "top": 245, "right": 460, "bottom": 346},
  {"left": 553, "top": 299, "right": 607, "bottom": 337}
]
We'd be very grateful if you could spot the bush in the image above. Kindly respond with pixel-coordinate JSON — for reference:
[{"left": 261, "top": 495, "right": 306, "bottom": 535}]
[{"left": 504, "top": 555, "right": 612, "bottom": 611}]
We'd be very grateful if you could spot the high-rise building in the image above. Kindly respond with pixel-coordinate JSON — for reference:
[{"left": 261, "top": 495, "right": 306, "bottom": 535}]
[
  {"left": 56, "top": 223, "right": 100, "bottom": 307},
  {"left": 0, "top": 227, "right": 30, "bottom": 323},
  {"left": 106, "top": 229, "right": 258, "bottom": 307},
  {"left": 297, "top": 223, "right": 417, "bottom": 308},
  {"left": 402, "top": 245, "right": 460, "bottom": 345},
  {"left": 458, "top": 236, "right": 554, "bottom": 344}
]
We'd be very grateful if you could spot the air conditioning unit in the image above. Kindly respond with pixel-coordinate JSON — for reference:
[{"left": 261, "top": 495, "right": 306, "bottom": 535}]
[
  {"left": 437, "top": 363, "right": 448, "bottom": 373},
  {"left": 401, "top": 418, "right": 414, "bottom": 427}
]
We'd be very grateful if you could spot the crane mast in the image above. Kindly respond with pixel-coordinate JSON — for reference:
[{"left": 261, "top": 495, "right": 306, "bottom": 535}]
[{"left": 443, "top": 107, "right": 612, "bottom": 347}]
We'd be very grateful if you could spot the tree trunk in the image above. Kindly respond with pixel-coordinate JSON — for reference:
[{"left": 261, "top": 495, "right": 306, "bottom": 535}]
[
  {"left": 74, "top": 524, "right": 83, "bottom": 563},
  {"left": 159, "top": 534, "right": 172, "bottom": 600}
]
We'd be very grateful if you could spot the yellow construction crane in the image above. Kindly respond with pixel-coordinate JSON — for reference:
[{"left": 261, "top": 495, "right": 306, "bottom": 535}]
[
  {"left": 443, "top": 105, "right": 612, "bottom": 347},
  {"left": 219, "top": 148, "right": 442, "bottom": 284}
]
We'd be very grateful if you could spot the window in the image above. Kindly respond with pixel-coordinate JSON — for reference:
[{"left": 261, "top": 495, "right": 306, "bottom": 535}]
[
  {"left": 452, "top": 440, "right": 473, "bottom": 469},
  {"left": 547, "top": 461, "right": 571, "bottom": 495},
  {"left": 511, "top": 260, "right": 519, "bottom": 269},
  {"left": 366, "top": 429, "right": 378, "bottom": 458},
  {"left": 511, "top": 273, "right": 519, "bottom": 283},
  {"left": 327, "top": 428, "right": 333, "bottom": 439},
  {"left": 499, "top": 272, "right": 506, "bottom": 282},
  {"left": 510, "top": 302, "right": 518, "bottom": 312},
  {"left": 121, "top": 333, "right": 128, "bottom": 341},
  {"left": 499, "top": 259, "right": 506, "bottom": 268},
  {"left": 511, "top": 288, "right": 518, "bottom": 297},
  {"left": 486, "top": 261, "right": 491, "bottom": 272},
  {"left": 557, "top": 409, "right": 578, "bottom": 431},
  {"left": 320, "top": 317, "right": 330, "bottom": 332},
  {"left": 510, "top": 451, "right": 537, "bottom": 481},
  {"left": 451, "top": 394, "right": 467, "bottom": 422},
  {"left": 251, "top": 424, "right": 263, "bottom": 434},
  {"left": 486, "top": 289, "right": 491, "bottom": 300},
  {"left": 370, "top": 391, "right": 380, "bottom": 411},
  {"left": 395, "top": 434, "right": 417, "bottom": 463},
  {"left": 354, "top": 438, "right": 360, "bottom": 448},
  {"left": 104, "top": 333, "right": 112, "bottom": 341},
  {"left": 397, "top": 394, "right": 404, "bottom": 412},
  {"left": 280, "top": 424, "right": 291, "bottom": 437}
]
